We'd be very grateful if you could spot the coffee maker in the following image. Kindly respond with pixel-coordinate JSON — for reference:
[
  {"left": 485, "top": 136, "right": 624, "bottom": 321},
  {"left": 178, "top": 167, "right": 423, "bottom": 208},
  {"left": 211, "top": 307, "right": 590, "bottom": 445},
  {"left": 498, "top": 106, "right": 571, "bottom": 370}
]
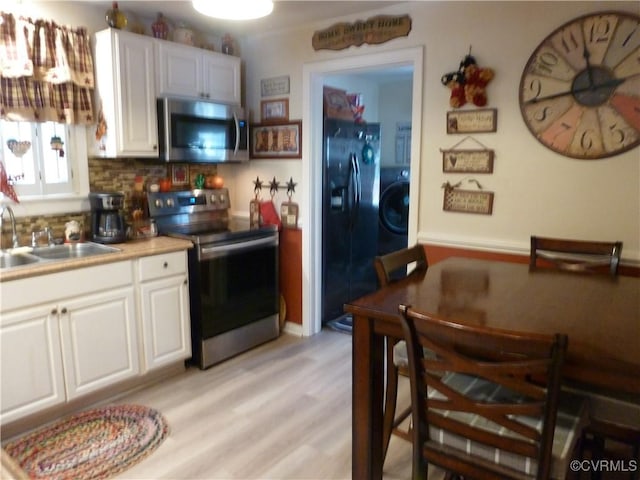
[{"left": 89, "top": 192, "right": 127, "bottom": 244}]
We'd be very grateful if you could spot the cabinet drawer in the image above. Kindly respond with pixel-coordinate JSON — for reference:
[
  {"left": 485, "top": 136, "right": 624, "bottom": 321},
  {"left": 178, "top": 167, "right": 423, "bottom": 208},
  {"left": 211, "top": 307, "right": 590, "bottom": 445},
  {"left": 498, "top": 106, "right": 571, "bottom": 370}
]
[{"left": 138, "top": 252, "right": 187, "bottom": 282}]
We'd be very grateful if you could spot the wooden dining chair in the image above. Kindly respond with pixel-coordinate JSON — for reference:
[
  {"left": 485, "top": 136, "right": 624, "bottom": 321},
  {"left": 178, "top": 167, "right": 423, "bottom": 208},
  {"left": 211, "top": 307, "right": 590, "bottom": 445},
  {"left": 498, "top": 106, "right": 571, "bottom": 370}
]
[
  {"left": 530, "top": 236, "right": 637, "bottom": 475},
  {"left": 373, "top": 244, "right": 428, "bottom": 460},
  {"left": 529, "top": 236, "right": 622, "bottom": 276},
  {"left": 398, "top": 304, "right": 588, "bottom": 480}
]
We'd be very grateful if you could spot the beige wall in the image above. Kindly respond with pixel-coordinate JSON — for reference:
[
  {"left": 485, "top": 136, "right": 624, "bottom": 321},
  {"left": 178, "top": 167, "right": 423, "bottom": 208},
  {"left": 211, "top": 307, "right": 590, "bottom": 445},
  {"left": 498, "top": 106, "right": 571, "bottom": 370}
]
[
  {"left": 237, "top": 1, "right": 640, "bottom": 263},
  {"left": 9, "top": 1, "right": 640, "bottom": 263}
]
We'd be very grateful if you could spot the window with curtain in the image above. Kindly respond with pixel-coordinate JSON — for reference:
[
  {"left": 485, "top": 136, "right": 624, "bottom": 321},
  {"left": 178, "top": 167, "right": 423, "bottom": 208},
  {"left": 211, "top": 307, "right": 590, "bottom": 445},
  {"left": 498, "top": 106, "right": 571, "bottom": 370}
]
[{"left": 0, "top": 12, "right": 94, "bottom": 206}]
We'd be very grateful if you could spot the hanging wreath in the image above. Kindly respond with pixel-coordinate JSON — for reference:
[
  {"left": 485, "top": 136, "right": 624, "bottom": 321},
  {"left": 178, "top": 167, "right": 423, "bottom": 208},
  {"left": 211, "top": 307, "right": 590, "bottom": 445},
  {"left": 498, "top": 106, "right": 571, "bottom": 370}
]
[{"left": 441, "top": 48, "right": 494, "bottom": 108}]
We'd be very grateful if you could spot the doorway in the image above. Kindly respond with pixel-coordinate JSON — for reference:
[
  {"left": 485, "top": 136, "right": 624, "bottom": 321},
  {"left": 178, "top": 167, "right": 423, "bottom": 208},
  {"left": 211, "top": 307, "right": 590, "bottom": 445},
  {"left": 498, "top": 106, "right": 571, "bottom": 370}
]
[{"left": 302, "top": 47, "right": 424, "bottom": 336}]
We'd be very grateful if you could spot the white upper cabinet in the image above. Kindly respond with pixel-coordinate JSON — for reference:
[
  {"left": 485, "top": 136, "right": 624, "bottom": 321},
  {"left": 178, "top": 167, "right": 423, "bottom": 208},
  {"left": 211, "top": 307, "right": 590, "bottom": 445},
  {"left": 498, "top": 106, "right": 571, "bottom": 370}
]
[
  {"left": 157, "top": 41, "right": 241, "bottom": 105},
  {"left": 90, "top": 29, "right": 159, "bottom": 158}
]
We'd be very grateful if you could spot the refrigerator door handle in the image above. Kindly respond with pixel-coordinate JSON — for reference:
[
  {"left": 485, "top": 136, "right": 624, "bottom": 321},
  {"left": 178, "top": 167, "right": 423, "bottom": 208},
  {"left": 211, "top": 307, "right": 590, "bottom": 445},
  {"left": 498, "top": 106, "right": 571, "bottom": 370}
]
[{"left": 349, "top": 152, "right": 361, "bottom": 228}]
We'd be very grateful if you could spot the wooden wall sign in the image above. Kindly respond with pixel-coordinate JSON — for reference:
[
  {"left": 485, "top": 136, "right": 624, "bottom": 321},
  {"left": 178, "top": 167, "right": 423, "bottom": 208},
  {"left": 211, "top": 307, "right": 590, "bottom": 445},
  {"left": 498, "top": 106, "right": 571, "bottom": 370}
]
[
  {"left": 442, "top": 149, "right": 494, "bottom": 173},
  {"left": 312, "top": 15, "right": 411, "bottom": 51},
  {"left": 447, "top": 109, "right": 497, "bottom": 134},
  {"left": 261, "top": 76, "right": 290, "bottom": 97},
  {"left": 443, "top": 188, "right": 494, "bottom": 215}
]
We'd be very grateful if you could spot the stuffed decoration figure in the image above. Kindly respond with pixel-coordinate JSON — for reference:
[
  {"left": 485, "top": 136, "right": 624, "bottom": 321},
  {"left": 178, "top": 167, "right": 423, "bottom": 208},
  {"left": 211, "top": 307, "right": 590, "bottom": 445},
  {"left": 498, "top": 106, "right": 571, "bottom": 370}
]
[
  {"left": 441, "top": 72, "right": 466, "bottom": 108},
  {"left": 463, "top": 61, "right": 494, "bottom": 107},
  {"left": 441, "top": 52, "right": 494, "bottom": 108}
]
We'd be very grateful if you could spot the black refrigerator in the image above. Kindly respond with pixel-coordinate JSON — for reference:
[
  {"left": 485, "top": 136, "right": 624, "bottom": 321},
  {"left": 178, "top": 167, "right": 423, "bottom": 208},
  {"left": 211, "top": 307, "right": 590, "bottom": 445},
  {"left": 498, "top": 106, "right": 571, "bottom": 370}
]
[{"left": 322, "top": 118, "right": 381, "bottom": 325}]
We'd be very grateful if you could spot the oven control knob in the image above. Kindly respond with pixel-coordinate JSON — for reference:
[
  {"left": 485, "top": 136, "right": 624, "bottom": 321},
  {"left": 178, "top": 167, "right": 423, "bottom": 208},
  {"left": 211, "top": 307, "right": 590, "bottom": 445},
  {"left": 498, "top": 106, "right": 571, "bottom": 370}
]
[
  {"left": 210, "top": 194, "right": 217, "bottom": 204},
  {"left": 154, "top": 199, "right": 164, "bottom": 208},
  {"left": 166, "top": 198, "right": 175, "bottom": 208},
  {"left": 219, "top": 194, "right": 227, "bottom": 204}
]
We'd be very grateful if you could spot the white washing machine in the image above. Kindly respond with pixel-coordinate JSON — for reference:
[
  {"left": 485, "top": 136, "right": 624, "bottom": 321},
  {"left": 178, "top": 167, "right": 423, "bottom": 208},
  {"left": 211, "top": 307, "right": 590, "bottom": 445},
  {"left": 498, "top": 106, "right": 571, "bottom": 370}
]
[{"left": 378, "top": 167, "right": 410, "bottom": 256}]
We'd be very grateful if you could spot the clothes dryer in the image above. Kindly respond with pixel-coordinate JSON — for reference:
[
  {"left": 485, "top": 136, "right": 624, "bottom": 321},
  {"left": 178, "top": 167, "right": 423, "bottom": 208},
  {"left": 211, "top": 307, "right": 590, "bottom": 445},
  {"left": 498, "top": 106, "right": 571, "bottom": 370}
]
[{"left": 378, "top": 167, "right": 410, "bottom": 256}]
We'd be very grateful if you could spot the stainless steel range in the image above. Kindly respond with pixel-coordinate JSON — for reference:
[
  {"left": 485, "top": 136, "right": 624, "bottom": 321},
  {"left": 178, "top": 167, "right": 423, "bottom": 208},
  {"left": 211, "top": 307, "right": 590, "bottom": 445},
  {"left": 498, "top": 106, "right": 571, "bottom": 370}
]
[{"left": 148, "top": 188, "right": 279, "bottom": 369}]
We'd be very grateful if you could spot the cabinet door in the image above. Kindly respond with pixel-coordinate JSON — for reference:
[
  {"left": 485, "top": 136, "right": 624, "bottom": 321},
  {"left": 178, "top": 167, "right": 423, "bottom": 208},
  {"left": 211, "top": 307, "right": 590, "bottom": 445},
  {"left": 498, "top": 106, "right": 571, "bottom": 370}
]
[
  {"left": 59, "top": 287, "right": 139, "bottom": 400},
  {"left": 116, "top": 32, "right": 158, "bottom": 156},
  {"left": 156, "top": 42, "right": 202, "bottom": 98},
  {"left": 202, "top": 52, "right": 241, "bottom": 104},
  {"left": 139, "top": 275, "right": 191, "bottom": 371},
  {"left": 0, "top": 305, "right": 65, "bottom": 423}
]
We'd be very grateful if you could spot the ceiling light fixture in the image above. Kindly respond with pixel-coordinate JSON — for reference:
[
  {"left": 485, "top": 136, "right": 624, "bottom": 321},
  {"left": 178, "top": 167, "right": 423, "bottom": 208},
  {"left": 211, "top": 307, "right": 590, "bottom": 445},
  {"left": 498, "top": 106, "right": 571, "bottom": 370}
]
[{"left": 192, "top": 0, "right": 274, "bottom": 20}]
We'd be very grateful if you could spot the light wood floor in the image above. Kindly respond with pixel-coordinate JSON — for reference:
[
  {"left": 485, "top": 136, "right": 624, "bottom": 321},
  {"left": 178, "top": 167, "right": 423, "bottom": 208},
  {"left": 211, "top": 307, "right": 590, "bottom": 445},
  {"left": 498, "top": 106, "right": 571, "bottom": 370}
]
[{"left": 108, "top": 329, "right": 445, "bottom": 480}]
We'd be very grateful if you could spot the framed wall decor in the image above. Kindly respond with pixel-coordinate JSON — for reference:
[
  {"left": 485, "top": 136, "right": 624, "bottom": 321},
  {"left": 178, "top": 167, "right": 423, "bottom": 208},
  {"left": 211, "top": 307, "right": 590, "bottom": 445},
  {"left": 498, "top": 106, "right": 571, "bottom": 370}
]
[
  {"left": 443, "top": 188, "right": 494, "bottom": 215},
  {"left": 261, "top": 98, "right": 289, "bottom": 123},
  {"left": 170, "top": 164, "right": 189, "bottom": 186},
  {"left": 447, "top": 108, "right": 497, "bottom": 134},
  {"left": 260, "top": 75, "right": 290, "bottom": 97},
  {"left": 442, "top": 149, "right": 494, "bottom": 173},
  {"left": 251, "top": 121, "right": 302, "bottom": 159}
]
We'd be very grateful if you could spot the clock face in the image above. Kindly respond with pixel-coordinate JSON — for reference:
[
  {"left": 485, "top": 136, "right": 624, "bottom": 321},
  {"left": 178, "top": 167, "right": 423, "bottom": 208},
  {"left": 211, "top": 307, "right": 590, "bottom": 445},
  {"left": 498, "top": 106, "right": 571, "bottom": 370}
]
[{"left": 519, "top": 11, "right": 640, "bottom": 159}]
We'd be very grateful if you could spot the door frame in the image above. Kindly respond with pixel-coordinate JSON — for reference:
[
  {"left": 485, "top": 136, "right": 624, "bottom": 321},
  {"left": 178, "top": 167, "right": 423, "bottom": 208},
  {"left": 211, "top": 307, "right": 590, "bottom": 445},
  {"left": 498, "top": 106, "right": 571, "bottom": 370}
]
[{"left": 301, "top": 46, "right": 424, "bottom": 336}]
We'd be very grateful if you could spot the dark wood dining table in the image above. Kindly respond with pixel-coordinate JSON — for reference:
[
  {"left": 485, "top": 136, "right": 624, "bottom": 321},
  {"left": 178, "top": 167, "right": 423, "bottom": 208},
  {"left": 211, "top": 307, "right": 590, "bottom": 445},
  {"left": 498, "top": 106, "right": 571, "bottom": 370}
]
[{"left": 345, "top": 256, "right": 640, "bottom": 480}]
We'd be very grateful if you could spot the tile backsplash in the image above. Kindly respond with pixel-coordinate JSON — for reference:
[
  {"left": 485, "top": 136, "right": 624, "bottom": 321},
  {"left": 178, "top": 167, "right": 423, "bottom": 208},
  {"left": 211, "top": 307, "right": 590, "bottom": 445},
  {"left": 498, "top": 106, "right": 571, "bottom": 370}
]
[{"left": 1, "top": 158, "right": 218, "bottom": 247}]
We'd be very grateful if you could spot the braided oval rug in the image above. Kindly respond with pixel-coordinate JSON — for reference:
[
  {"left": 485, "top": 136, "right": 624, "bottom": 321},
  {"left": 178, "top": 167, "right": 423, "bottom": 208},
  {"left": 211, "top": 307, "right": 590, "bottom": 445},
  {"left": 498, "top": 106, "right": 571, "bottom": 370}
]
[{"left": 3, "top": 404, "right": 168, "bottom": 480}]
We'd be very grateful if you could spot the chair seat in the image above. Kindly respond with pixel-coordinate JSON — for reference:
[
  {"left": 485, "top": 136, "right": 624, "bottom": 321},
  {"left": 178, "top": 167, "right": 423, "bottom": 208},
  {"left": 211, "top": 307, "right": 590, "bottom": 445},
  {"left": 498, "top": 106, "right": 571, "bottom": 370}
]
[
  {"left": 393, "top": 340, "right": 436, "bottom": 368},
  {"left": 426, "top": 373, "right": 589, "bottom": 479}
]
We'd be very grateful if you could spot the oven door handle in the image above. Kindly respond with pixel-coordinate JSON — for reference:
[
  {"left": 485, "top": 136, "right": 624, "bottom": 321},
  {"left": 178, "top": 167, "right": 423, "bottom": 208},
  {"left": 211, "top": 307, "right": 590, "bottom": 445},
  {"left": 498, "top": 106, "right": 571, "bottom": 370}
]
[{"left": 199, "top": 235, "right": 277, "bottom": 258}]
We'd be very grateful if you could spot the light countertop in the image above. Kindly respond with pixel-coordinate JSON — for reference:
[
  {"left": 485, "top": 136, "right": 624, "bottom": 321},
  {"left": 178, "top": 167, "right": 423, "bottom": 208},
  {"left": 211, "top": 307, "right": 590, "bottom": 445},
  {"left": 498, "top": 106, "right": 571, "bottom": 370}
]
[{"left": 0, "top": 236, "right": 193, "bottom": 283}]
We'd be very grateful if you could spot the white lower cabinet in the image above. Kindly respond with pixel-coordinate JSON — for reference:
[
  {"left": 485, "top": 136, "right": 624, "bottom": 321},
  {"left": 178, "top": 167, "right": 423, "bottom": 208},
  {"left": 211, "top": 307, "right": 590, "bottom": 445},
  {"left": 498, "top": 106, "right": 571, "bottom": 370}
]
[
  {"left": 0, "top": 305, "right": 66, "bottom": 423},
  {"left": 59, "top": 287, "right": 139, "bottom": 400},
  {"left": 0, "top": 261, "right": 138, "bottom": 423},
  {"left": 0, "top": 251, "right": 192, "bottom": 424},
  {"left": 137, "top": 252, "right": 191, "bottom": 372}
]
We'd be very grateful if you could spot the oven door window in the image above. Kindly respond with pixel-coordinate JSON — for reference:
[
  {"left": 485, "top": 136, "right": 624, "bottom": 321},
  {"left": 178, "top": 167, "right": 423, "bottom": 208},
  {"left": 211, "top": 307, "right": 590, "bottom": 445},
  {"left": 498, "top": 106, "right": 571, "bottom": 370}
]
[{"left": 196, "top": 243, "right": 278, "bottom": 337}]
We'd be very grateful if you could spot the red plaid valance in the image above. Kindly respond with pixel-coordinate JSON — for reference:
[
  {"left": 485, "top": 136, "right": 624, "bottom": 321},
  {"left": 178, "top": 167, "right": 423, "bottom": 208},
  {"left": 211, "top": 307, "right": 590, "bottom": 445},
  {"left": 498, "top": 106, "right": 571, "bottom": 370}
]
[{"left": 0, "top": 12, "right": 94, "bottom": 124}]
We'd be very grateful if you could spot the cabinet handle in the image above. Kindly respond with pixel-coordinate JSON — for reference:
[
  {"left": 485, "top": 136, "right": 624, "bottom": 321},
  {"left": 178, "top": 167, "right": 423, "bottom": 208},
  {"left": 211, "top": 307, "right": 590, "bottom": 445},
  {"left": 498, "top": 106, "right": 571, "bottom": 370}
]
[
  {"left": 51, "top": 308, "right": 58, "bottom": 315},
  {"left": 153, "top": 145, "right": 158, "bottom": 150},
  {"left": 163, "top": 262, "right": 168, "bottom": 268},
  {"left": 61, "top": 307, "right": 68, "bottom": 314},
  {"left": 183, "top": 279, "right": 188, "bottom": 285}
]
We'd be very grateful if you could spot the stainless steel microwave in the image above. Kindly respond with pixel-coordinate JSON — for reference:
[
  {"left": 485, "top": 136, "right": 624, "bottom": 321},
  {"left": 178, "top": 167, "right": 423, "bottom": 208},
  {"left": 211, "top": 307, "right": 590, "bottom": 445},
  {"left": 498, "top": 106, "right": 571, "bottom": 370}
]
[{"left": 157, "top": 97, "right": 249, "bottom": 163}]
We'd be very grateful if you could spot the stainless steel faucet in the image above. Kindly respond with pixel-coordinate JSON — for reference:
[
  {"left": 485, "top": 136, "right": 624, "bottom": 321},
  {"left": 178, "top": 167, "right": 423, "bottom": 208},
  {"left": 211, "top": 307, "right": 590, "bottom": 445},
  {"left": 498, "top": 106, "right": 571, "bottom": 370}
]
[{"left": 0, "top": 205, "right": 20, "bottom": 249}]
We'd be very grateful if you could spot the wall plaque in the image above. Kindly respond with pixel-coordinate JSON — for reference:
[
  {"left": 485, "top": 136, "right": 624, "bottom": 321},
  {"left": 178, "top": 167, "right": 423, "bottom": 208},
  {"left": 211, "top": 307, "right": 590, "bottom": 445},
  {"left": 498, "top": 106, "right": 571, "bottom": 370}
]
[
  {"left": 442, "top": 149, "right": 494, "bottom": 173},
  {"left": 261, "top": 76, "right": 290, "bottom": 97},
  {"left": 312, "top": 15, "right": 412, "bottom": 51},
  {"left": 446, "top": 108, "right": 497, "bottom": 134},
  {"left": 443, "top": 188, "right": 494, "bottom": 215}
]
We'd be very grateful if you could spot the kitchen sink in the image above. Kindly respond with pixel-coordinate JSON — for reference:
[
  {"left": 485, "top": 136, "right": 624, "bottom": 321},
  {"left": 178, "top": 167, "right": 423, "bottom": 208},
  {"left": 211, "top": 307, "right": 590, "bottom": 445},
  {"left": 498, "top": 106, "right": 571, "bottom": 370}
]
[
  {"left": 32, "top": 242, "right": 120, "bottom": 260},
  {"left": 0, "top": 252, "right": 41, "bottom": 269}
]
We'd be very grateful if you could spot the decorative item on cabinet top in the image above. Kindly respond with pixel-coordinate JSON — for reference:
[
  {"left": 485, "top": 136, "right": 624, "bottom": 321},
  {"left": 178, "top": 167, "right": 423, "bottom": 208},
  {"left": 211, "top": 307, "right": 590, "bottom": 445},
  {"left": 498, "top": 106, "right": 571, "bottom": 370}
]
[
  {"left": 105, "top": 1, "right": 127, "bottom": 29},
  {"left": 173, "top": 23, "right": 195, "bottom": 46},
  {"left": 151, "top": 13, "right": 169, "bottom": 39}
]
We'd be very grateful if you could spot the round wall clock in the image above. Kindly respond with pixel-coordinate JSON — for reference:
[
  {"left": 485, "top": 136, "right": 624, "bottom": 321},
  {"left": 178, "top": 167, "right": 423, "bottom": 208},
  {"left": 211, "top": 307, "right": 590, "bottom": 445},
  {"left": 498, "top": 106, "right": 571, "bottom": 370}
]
[{"left": 519, "top": 11, "right": 640, "bottom": 159}]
